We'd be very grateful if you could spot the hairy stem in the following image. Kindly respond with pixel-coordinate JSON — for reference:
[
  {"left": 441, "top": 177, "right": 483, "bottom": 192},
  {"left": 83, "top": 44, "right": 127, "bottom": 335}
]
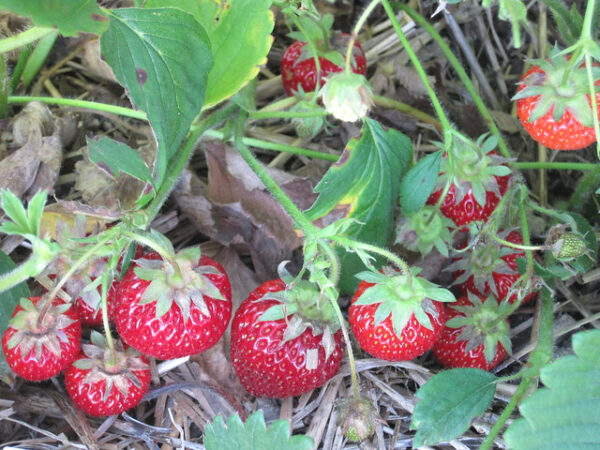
[
  {"left": 8, "top": 96, "right": 147, "bottom": 120},
  {"left": 233, "top": 121, "right": 319, "bottom": 237},
  {"left": 143, "top": 103, "right": 240, "bottom": 225},
  {"left": 380, "top": 0, "right": 452, "bottom": 131},
  {"left": 345, "top": 0, "right": 381, "bottom": 72},
  {"left": 318, "top": 242, "right": 360, "bottom": 398},
  {"left": 397, "top": 4, "right": 512, "bottom": 159}
]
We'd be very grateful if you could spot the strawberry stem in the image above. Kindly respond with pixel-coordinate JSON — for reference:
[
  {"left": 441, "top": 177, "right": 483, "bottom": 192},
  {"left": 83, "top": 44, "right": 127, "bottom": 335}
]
[
  {"left": 380, "top": 0, "right": 452, "bottom": 132},
  {"left": 344, "top": 0, "right": 380, "bottom": 73},
  {"left": 8, "top": 95, "right": 147, "bottom": 120},
  {"left": 0, "top": 239, "right": 55, "bottom": 293},
  {"left": 480, "top": 288, "right": 554, "bottom": 450},
  {"left": 397, "top": 4, "right": 513, "bottom": 160},
  {"left": 41, "top": 231, "right": 115, "bottom": 328}
]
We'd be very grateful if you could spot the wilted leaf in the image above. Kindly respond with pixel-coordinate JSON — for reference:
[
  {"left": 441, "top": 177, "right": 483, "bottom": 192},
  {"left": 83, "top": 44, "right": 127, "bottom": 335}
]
[
  {"left": 306, "top": 119, "right": 412, "bottom": 294},
  {"left": 0, "top": 102, "right": 62, "bottom": 200},
  {"left": 174, "top": 142, "right": 314, "bottom": 279},
  {"left": 74, "top": 141, "right": 155, "bottom": 213},
  {"left": 204, "top": 410, "right": 314, "bottom": 450},
  {"left": 505, "top": 330, "right": 600, "bottom": 449}
]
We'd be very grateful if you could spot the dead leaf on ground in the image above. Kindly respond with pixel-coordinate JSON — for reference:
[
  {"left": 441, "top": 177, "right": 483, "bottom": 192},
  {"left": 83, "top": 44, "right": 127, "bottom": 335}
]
[
  {"left": 0, "top": 102, "right": 64, "bottom": 199},
  {"left": 74, "top": 139, "right": 155, "bottom": 213},
  {"left": 175, "top": 141, "right": 316, "bottom": 280}
]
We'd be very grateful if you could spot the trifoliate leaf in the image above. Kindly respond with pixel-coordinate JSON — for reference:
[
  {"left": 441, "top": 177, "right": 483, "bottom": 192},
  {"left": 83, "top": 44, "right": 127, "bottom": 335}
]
[
  {"left": 204, "top": 411, "right": 314, "bottom": 450},
  {"left": 504, "top": 330, "right": 600, "bottom": 449}
]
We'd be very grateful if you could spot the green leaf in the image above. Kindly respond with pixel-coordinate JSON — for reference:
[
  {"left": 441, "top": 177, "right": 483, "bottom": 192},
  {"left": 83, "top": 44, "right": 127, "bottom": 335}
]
[
  {"left": 400, "top": 151, "right": 441, "bottom": 215},
  {"left": 100, "top": 8, "right": 213, "bottom": 185},
  {"left": 411, "top": 369, "right": 497, "bottom": 446},
  {"left": 505, "top": 330, "right": 600, "bottom": 449},
  {"left": 0, "top": 190, "right": 47, "bottom": 237},
  {"left": 88, "top": 137, "right": 154, "bottom": 185},
  {"left": 143, "top": 0, "right": 219, "bottom": 32},
  {"left": 306, "top": 119, "right": 412, "bottom": 294},
  {"left": 0, "top": 251, "right": 31, "bottom": 380},
  {"left": 0, "top": 0, "right": 108, "bottom": 36},
  {"left": 204, "top": 411, "right": 314, "bottom": 450},
  {"left": 202, "top": 0, "right": 274, "bottom": 108}
]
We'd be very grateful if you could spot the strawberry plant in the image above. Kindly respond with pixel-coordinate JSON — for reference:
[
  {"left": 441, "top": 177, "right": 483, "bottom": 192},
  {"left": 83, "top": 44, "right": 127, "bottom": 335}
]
[{"left": 0, "top": 0, "right": 597, "bottom": 447}]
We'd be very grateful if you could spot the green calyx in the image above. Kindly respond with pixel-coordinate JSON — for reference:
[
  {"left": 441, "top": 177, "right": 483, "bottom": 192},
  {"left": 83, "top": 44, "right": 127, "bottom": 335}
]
[
  {"left": 512, "top": 49, "right": 600, "bottom": 127},
  {"left": 355, "top": 268, "right": 455, "bottom": 339},
  {"left": 445, "top": 293, "right": 513, "bottom": 362},
  {"left": 133, "top": 246, "right": 225, "bottom": 319},
  {"left": 395, "top": 206, "right": 453, "bottom": 257},
  {"left": 258, "top": 279, "right": 340, "bottom": 360},
  {"left": 74, "top": 331, "right": 148, "bottom": 401},
  {"left": 446, "top": 230, "right": 519, "bottom": 298},
  {"left": 437, "top": 133, "right": 511, "bottom": 208},
  {"left": 7, "top": 296, "right": 77, "bottom": 360}
]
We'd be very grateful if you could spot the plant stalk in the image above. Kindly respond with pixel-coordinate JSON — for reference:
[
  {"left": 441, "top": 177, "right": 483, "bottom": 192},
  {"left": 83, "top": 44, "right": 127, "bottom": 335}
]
[
  {"left": 143, "top": 103, "right": 240, "bottom": 224},
  {"left": 0, "top": 27, "right": 55, "bottom": 54},
  {"left": 380, "top": 0, "right": 452, "bottom": 132}
]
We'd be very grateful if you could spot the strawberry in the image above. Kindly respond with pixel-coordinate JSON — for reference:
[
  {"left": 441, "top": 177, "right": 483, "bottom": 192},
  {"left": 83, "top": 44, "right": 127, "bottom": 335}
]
[
  {"left": 65, "top": 332, "right": 150, "bottom": 416},
  {"left": 72, "top": 245, "right": 145, "bottom": 326},
  {"left": 432, "top": 294, "right": 511, "bottom": 370},
  {"left": 2, "top": 296, "right": 81, "bottom": 381},
  {"left": 114, "top": 247, "right": 232, "bottom": 360},
  {"left": 349, "top": 268, "right": 455, "bottom": 361},
  {"left": 446, "top": 230, "right": 538, "bottom": 305},
  {"left": 281, "top": 32, "right": 367, "bottom": 96},
  {"left": 41, "top": 217, "right": 144, "bottom": 327},
  {"left": 426, "top": 134, "right": 511, "bottom": 227},
  {"left": 230, "top": 279, "right": 343, "bottom": 398},
  {"left": 514, "top": 51, "right": 600, "bottom": 150}
]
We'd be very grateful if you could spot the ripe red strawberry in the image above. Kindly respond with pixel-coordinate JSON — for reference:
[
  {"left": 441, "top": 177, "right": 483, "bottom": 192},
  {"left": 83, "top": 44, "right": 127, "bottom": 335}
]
[
  {"left": 432, "top": 294, "right": 511, "bottom": 370},
  {"left": 281, "top": 32, "right": 367, "bottom": 96},
  {"left": 114, "top": 247, "right": 232, "bottom": 360},
  {"left": 426, "top": 134, "right": 511, "bottom": 227},
  {"left": 72, "top": 245, "right": 145, "bottom": 326},
  {"left": 2, "top": 296, "right": 81, "bottom": 381},
  {"left": 65, "top": 332, "right": 150, "bottom": 416},
  {"left": 349, "top": 268, "right": 455, "bottom": 361},
  {"left": 230, "top": 279, "right": 343, "bottom": 398},
  {"left": 447, "top": 230, "right": 538, "bottom": 305},
  {"left": 514, "top": 51, "right": 600, "bottom": 150}
]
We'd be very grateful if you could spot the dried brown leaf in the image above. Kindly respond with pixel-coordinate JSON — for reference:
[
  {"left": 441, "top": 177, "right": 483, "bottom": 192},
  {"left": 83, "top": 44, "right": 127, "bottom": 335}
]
[
  {"left": 81, "top": 39, "right": 119, "bottom": 83},
  {"left": 175, "top": 142, "right": 314, "bottom": 279},
  {"left": 0, "top": 102, "right": 63, "bottom": 199},
  {"left": 74, "top": 142, "right": 154, "bottom": 213}
]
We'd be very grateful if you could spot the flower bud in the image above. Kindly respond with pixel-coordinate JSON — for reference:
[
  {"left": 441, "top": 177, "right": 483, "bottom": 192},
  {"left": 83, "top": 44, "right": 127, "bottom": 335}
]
[
  {"left": 321, "top": 72, "right": 373, "bottom": 122},
  {"left": 548, "top": 231, "right": 589, "bottom": 262}
]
